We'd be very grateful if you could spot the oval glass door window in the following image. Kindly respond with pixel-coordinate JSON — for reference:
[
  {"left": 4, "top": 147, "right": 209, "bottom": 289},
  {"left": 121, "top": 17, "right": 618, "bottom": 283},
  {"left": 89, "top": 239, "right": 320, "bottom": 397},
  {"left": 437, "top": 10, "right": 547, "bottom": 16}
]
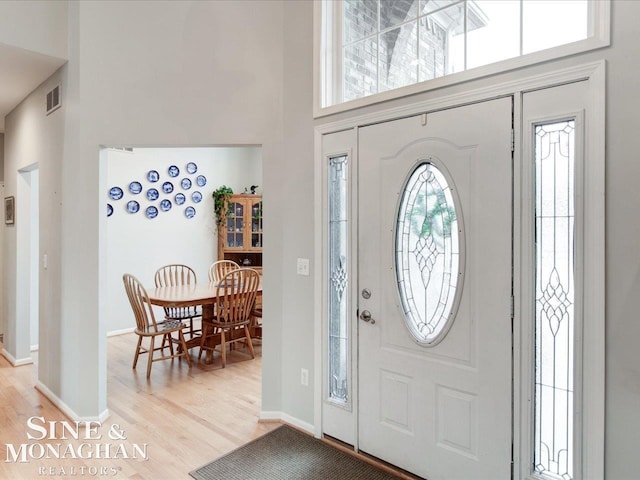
[{"left": 395, "top": 161, "right": 465, "bottom": 346}]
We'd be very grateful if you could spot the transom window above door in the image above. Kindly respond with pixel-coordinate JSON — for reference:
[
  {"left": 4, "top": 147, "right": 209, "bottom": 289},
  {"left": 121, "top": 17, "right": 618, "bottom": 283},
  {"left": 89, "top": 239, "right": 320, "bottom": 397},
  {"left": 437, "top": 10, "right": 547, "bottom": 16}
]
[{"left": 316, "top": 0, "right": 610, "bottom": 114}]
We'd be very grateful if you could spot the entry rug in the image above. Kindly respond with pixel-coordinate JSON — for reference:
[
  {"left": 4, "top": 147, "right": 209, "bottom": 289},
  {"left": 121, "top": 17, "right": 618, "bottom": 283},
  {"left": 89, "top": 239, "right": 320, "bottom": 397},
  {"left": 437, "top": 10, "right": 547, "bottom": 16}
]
[{"left": 190, "top": 425, "right": 402, "bottom": 480}]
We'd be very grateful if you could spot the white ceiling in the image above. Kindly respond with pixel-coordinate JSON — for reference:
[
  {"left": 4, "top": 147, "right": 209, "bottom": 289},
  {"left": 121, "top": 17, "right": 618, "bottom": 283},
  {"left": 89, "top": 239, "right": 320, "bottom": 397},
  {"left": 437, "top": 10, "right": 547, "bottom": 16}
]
[{"left": 0, "top": 43, "right": 67, "bottom": 133}]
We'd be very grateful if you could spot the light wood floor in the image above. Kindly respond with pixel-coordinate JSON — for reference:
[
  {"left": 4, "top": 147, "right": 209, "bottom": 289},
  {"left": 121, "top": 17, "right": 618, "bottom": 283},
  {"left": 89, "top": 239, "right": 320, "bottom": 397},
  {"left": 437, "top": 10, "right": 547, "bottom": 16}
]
[{"left": 0, "top": 334, "right": 278, "bottom": 479}]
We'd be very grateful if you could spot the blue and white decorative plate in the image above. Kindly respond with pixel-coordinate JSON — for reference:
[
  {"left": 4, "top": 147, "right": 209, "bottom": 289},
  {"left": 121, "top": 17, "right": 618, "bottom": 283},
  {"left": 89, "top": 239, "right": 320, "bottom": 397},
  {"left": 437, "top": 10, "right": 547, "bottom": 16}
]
[
  {"left": 147, "top": 170, "right": 159, "bottom": 183},
  {"left": 192, "top": 191, "right": 203, "bottom": 203},
  {"left": 146, "top": 206, "right": 158, "bottom": 219},
  {"left": 129, "top": 181, "right": 142, "bottom": 194},
  {"left": 162, "top": 181, "right": 174, "bottom": 194},
  {"left": 175, "top": 193, "right": 186, "bottom": 205},
  {"left": 160, "top": 199, "right": 172, "bottom": 212},
  {"left": 185, "top": 206, "right": 196, "bottom": 219},
  {"left": 181, "top": 178, "right": 192, "bottom": 190},
  {"left": 109, "top": 186, "right": 124, "bottom": 200},
  {"left": 196, "top": 175, "right": 207, "bottom": 187},
  {"left": 186, "top": 162, "right": 198, "bottom": 174},
  {"left": 107, "top": 204, "right": 113, "bottom": 217},
  {"left": 146, "top": 188, "right": 159, "bottom": 201},
  {"left": 168, "top": 165, "right": 179, "bottom": 177},
  {"left": 126, "top": 200, "right": 140, "bottom": 214}
]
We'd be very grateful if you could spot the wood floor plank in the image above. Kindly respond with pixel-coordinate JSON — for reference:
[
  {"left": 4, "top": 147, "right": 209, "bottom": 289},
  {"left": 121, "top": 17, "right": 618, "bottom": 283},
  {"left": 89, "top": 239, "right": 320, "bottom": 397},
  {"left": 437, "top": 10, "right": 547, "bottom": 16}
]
[{"left": 0, "top": 334, "right": 278, "bottom": 479}]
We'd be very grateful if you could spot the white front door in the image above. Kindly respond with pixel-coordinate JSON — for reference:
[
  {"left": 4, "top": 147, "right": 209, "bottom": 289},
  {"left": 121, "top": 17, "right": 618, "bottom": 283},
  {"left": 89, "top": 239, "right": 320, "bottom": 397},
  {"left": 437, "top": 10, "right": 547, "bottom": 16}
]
[{"left": 357, "top": 97, "right": 513, "bottom": 480}]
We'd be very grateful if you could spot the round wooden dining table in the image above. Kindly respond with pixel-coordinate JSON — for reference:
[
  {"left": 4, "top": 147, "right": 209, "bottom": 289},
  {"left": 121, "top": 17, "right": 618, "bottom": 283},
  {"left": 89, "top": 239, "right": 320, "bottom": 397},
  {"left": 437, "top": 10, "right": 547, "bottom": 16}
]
[{"left": 145, "top": 281, "right": 262, "bottom": 362}]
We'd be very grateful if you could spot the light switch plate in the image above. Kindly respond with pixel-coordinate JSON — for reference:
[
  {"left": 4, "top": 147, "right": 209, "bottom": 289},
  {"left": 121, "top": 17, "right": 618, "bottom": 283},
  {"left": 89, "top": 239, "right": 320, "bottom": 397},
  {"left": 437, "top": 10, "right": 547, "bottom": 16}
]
[{"left": 296, "top": 258, "right": 310, "bottom": 276}]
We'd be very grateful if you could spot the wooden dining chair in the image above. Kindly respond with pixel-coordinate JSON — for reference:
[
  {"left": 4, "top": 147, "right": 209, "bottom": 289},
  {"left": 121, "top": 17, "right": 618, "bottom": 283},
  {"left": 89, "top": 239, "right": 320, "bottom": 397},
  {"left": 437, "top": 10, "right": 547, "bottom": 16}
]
[
  {"left": 208, "top": 260, "right": 240, "bottom": 284},
  {"left": 250, "top": 305, "right": 262, "bottom": 340},
  {"left": 154, "top": 264, "right": 201, "bottom": 338},
  {"left": 198, "top": 268, "right": 260, "bottom": 367},
  {"left": 123, "top": 274, "right": 192, "bottom": 378}
]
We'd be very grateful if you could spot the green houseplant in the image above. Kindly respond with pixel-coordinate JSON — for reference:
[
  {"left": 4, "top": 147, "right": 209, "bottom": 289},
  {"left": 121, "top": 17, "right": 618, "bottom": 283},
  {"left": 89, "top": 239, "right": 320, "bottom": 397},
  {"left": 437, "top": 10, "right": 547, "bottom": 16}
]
[
  {"left": 212, "top": 185, "right": 233, "bottom": 227},
  {"left": 212, "top": 185, "right": 234, "bottom": 255}
]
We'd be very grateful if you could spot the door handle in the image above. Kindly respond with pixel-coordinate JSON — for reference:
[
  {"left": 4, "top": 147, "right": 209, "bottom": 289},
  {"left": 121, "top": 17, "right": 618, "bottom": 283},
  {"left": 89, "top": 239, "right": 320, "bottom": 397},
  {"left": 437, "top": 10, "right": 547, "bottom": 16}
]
[{"left": 359, "top": 310, "right": 375, "bottom": 325}]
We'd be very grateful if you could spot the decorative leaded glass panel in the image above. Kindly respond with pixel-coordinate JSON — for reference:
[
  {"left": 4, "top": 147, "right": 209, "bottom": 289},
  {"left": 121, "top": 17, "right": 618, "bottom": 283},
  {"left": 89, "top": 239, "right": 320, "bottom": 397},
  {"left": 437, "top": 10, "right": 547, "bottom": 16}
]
[
  {"left": 328, "top": 155, "right": 349, "bottom": 403},
  {"left": 395, "top": 161, "right": 463, "bottom": 345},
  {"left": 534, "top": 120, "right": 575, "bottom": 480}
]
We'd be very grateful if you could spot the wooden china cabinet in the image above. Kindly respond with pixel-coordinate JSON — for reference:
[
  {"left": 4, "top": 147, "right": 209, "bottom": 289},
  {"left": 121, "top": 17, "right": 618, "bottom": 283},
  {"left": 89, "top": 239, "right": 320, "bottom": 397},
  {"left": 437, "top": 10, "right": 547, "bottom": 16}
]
[{"left": 217, "top": 194, "right": 263, "bottom": 273}]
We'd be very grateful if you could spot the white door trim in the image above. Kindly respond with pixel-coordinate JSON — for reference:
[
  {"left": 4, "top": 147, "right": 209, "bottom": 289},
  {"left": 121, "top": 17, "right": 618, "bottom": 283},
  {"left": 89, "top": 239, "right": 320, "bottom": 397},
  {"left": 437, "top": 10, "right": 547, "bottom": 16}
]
[
  {"left": 514, "top": 77, "right": 605, "bottom": 480},
  {"left": 314, "top": 61, "right": 605, "bottom": 477},
  {"left": 319, "top": 136, "right": 359, "bottom": 445},
  {"left": 316, "top": 62, "right": 605, "bottom": 135}
]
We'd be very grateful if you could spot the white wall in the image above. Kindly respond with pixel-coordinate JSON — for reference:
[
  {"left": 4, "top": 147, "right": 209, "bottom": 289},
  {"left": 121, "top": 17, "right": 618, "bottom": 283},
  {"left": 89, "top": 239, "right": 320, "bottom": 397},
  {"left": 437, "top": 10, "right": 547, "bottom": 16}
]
[
  {"left": 279, "top": 0, "right": 316, "bottom": 427},
  {"left": 4, "top": 67, "right": 65, "bottom": 370},
  {"left": 0, "top": 133, "right": 4, "bottom": 180},
  {"left": 3, "top": 0, "right": 285, "bottom": 419},
  {"left": 105, "top": 146, "right": 261, "bottom": 333},
  {"left": 67, "top": 0, "right": 283, "bottom": 416},
  {"left": 598, "top": 3, "right": 640, "bottom": 477},
  {"left": 0, "top": 0, "right": 67, "bottom": 59}
]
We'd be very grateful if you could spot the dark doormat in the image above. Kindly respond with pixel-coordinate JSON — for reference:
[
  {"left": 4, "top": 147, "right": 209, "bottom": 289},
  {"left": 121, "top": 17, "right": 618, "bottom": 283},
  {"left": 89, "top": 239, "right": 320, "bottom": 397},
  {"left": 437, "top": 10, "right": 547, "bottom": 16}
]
[{"left": 190, "top": 425, "right": 402, "bottom": 480}]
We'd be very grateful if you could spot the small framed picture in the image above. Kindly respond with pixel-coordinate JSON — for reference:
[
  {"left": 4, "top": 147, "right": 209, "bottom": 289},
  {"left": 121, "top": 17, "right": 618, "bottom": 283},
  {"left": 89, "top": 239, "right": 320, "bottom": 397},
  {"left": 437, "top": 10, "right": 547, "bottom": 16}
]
[{"left": 5, "top": 196, "right": 15, "bottom": 225}]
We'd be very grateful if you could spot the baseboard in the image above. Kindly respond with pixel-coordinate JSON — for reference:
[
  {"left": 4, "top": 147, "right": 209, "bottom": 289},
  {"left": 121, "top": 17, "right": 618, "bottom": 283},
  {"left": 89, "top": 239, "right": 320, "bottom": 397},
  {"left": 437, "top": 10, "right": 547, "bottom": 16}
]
[
  {"left": 259, "top": 411, "right": 315, "bottom": 435},
  {"left": 258, "top": 411, "right": 282, "bottom": 422},
  {"left": 98, "top": 408, "right": 110, "bottom": 423},
  {"left": 107, "top": 327, "right": 134, "bottom": 337},
  {"left": 1, "top": 348, "right": 34, "bottom": 366},
  {"left": 35, "top": 380, "right": 110, "bottom": 423}
]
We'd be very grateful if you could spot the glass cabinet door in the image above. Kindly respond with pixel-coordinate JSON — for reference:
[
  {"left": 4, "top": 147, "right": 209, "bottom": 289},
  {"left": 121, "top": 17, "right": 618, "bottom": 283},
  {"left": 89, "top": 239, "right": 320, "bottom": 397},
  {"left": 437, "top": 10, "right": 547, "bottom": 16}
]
[
  {"left": 226, "top": 201, "right": 244, "bottom": 248},
  {"left": 251, "top": 200, "right": 263, "bottom": 248}
]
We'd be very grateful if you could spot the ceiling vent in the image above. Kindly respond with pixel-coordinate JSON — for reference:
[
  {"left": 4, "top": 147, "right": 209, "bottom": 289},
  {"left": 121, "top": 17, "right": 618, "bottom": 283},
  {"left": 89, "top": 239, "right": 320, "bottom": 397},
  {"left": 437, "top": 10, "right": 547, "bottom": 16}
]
[{"left": 46, "top": 85, "right": 61, "bottom": 115}]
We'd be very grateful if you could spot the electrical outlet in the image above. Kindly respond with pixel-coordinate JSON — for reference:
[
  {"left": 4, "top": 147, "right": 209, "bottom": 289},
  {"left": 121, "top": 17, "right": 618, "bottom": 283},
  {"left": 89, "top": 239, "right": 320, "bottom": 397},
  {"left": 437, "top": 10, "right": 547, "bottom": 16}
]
[
  {"left": 296, "top": 258, "right": 310, "bottom": 276},
  {"left": 301, "top": 368, "right": 309, "bottom": 386}
]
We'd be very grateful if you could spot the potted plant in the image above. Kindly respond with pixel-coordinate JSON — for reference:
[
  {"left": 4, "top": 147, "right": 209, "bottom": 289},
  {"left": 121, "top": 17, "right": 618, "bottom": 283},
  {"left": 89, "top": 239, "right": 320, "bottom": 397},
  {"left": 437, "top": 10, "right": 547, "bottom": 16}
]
[
  {"left": 212, "top": 185, "right": 233, "bottom": 254},
  {"left": 212, "top": 185, "right": 233, "bottom": 227}
]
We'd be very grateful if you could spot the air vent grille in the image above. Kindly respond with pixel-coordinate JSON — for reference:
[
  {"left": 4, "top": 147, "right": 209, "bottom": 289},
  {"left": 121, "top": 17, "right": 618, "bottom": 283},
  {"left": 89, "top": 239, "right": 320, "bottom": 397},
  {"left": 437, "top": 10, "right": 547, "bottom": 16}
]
[{"left": 46, "top": 85, "right": 61, "bottom": 115}]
